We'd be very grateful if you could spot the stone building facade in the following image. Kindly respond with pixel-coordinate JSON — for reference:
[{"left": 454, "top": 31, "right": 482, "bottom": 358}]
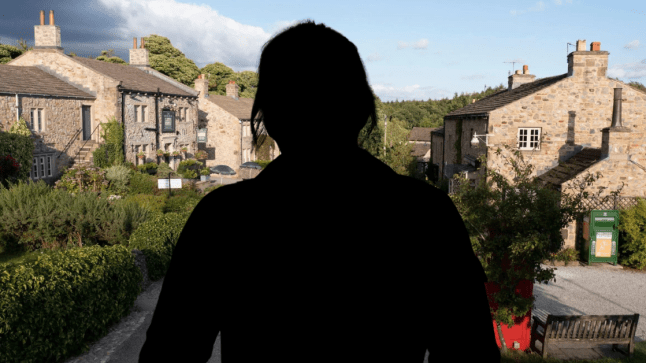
[
  {"left": 6, "top": 10, "right": 200, "bottom": 171},
  {"left": 432, "top": 39, "right": 646, "bottom": 252},
  {"left": 408, "top": 126, "right": 440, "bottom": 178},
  {"left": 193, "top": 75, "right": 279, "bottom": 176},
  {"left": 0, "top": 65, "right": 96, "bottom": 183}
]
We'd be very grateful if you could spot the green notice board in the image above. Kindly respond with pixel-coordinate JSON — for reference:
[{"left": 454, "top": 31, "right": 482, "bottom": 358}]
[{"left": 584, "top": 210, "right": 619, "bottom": 266}]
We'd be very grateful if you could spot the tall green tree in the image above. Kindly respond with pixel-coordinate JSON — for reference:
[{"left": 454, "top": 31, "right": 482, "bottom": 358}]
[
  {"left": 196, "top": 62, "right": 234, "bottom": 94},
  {"left": 142, "top": 34, "right": 201, "bottom": 86},
  {"left": 95, "top": 49, "right": 127, "bottom": 64},
  {"left": 449, "top": 141, "right": 625, "bottom": 356},
  {"left": 0, "top": 37, "right": 31, "bottom": 64}
]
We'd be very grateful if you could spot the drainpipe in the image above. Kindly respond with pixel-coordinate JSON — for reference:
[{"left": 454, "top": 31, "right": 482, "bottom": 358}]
[
  {"left": 155, "top": 87, "right": 160, "bottom": 154},
  {"left": 15, "top": 94, "right": 19, "bottom": 123}
]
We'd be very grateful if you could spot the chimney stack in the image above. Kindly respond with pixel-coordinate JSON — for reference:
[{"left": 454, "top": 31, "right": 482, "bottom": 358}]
[
  {"left": 472, "top": 99, "right": 476, "bottom": 104},
  {"left": 194, "top": 74, "right": 210, "bottom": 98},
  {"left": 129, "top": 36, "right": 150, "bottom": 70},
  {"left": 601, "top": 88, "right": 632, "bottom": 160},
  {"left": 508, "top": 65, "right": 535, "bottom": 91},
  {"left": 34, "top": 10, "right": 62, "bottom": 51},
  {"left": 568, "top": 39, "right": 608, "bottom": 78},
  {"left": 226, "top": 80, "right": 239, "bottom": 100}
]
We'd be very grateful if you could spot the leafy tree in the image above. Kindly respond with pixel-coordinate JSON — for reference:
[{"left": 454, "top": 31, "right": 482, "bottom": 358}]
[
  {"left": 0, "top": 37, "right": 30, "bottom": 64},
  {"left": 197, "top": 62, "right": 235, "bottom": 94},
  {"left": 95, "top": 49, "right": 128, "bottom": 64},
  {"left": 142, "top": 34, "right": 201, "bottom": 86},
  {"left": 448, "top": 140, "right": 625, "bottom": 356}
]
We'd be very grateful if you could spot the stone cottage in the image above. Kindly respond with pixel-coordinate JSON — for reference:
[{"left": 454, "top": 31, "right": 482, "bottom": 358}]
[
  {"left": 193, "top": 75, "right": 279, "bottom": 177},
  {"left": 0, "top": 64, "right": 96, "bottom": 183},
  {"left": 408, "top": 126, "right": 440, "bottom": 177},
  {"left": 5, "top": 10, "right": 200, "bottom": 175},
  {"left": 430, "top": 39, "right": 646, "bottom": 252}
]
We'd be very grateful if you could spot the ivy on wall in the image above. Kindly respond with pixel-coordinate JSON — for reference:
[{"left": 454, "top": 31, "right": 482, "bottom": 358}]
[
  {"left": 453, "top": 118, "right": 462, "bottom": 165},
  {"left": 253, "top": 134, "right": 275, "bottom": 162},
  {"left": 100, "top": 116, "right": 125, "bottom": 166}
]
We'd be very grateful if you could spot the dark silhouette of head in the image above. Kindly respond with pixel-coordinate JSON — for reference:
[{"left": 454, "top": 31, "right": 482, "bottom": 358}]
[{"left": 250, "top": 19, "right": 378, "bottom": 158}]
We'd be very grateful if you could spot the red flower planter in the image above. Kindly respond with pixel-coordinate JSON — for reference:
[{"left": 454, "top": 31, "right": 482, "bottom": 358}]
[{"left": 484, "top": 227, "right": 534, "bottom": 354}]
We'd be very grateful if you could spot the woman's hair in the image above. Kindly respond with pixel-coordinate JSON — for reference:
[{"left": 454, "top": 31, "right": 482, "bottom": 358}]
[{"left": 250, "top": 19, "right": 378, "bottom": 154}]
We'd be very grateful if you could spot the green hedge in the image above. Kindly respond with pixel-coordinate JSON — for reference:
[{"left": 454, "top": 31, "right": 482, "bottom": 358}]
[
  {"left": 127, "top": 212, "right": 189, "bottom": 281},
  {"left": 129, "top": 171, "right": 157, "bottom": 195}
]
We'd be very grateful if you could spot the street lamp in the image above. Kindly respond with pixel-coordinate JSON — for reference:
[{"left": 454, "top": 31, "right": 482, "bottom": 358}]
[{"left": 471, "top": 132, "right": 494, "bottom": 148}]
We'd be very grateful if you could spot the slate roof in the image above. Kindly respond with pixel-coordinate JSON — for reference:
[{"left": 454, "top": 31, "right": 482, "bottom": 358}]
[
  {"left": 534, "top": 148, "right": 604, "bottom": 191},
  {"left": 204, "top": 94, "right": 261, "bottom": 121},
  {"left": 410, "top": 143, "right": 430, "bottom": 158},
  {"left": 409, "top": 127, "right": 432, "bottom": 142},
  {"left": 71, "top": 57, "right": 197, "bottom": 97},
  {"left": 444, "top": 73, "right": 569, "bottom": 118},
  {"left": 0, "top": 64, "right": 95, "bottom": 99}
]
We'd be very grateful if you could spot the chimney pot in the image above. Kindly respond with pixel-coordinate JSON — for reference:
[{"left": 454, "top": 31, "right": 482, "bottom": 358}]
[
  {"left": 611, "top": 88, "right": 623, "bottom": 128},
  {"left": 523, "top": 65, "right": 528, "bottom": 74},
  {"left": 576, "top": 39, "right": 586, "bottom": 51},
  {"left": 133, "top": 37, "right": 137, "bottom": 49},
  {"left": 49, "top": 10, "right": 54, "bottom": 26},
  {"left": 140, "top": 38, "right": 145, "bottom": 49},
  {"left": 40, "top": 10, "right": 45, "bottom": 26},
  {"left": 590, "top": 42, "right": 600, "bottom": 51}
]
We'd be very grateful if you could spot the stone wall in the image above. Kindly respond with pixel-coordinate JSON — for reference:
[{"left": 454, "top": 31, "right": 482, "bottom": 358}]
[
  {"left": 9, "top": 50, "right": 122, "bottom": 143},
  {"left": 196, "top": 97, "right": 242, "bottom": 174},
  {"left": 0, "top": 94, "right": 92, "bottom": 181},
  {"left": 121, "top": 92, "right": 198, "bottom": 167},
  {"left": 431, "top": 132, "right": 443, "bottom": 179}
]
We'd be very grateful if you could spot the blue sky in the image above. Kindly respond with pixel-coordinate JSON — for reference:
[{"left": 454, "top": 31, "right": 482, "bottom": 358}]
[{"left": 1, "top": 0, "right": 645, "bottom": 102}]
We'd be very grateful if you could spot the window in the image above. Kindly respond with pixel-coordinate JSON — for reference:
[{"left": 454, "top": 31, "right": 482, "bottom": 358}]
[
  {"left": 143, "top": 145, "right": 147, "bottom": 153},
  {"left": 31, "top": 155, "right": 55, "bottom": 179},
  {"left": 30, "top": 108, "right": 44, "bottom": 132},
  {"left": 142, "top": 105, "right": 147, "bottom": 122},
  {"left": 162, "top": 110, "right": 175, "bottom": 132},
  {"left": 134, "top": 105, "right": 139, "bottom": 122},
  {"left": 517, "top": 128, "right": 541, "bottom": 150}
]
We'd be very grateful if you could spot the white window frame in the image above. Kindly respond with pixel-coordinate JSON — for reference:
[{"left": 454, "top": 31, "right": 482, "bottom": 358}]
[
  {"left": 142, "top": 105, "right": 147, "bottom": 123},
  {"left": 31, "top": 154, "right": 55, "bottom": 179},
  {"left": 30, "top": 108, "right": 45, "bottom": 132},
  {"left": 134, "top": 105, "right": 139, "bottom": 122},
  {"left": 517, "top": 127, "right": 541, "bottom": 151}
]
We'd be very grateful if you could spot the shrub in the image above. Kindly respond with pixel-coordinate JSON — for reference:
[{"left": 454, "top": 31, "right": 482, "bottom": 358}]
[
  {"left": 0, "top": 180, "right": 151, "bottom": 252},
  {"left": 0, "top": 117, "right": 34, "bottom": 182},
  {"left": 0, "top": 155, "right": 21, "bottom": 189},
  {"left": 93, "top": 144, "right": 109, "bottom": 168},
  {"left": 99, "top": 116, "right": 124, "bottom": 166},
  {"left": 54, "top": 165, "right": 108, "bottom": 194},
  {"left": 124, "top": 193, "right": 167, "bottom": 216},
  {"left": 127, "top": 212, "right": 189, "bottom": 281},
  {"left": 156, "top": 162, "right": 176, "bottom": 178},
  {"left": 617, "top": 198, "right": 646, "bottom": 269},
  {"left": 105, "top": 165, "right": 132, "bottom": 195},
  {"left": 177, "top": 159, "right": 203, "bottom": 179},
  {"left": 129, "top": 171, "right": 157, "bottom": 195}
]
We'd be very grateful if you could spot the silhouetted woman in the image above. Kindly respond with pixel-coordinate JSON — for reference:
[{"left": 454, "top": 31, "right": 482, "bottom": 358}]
[{"left": 139, "top": 19, "right": 501, "bottom": 363}]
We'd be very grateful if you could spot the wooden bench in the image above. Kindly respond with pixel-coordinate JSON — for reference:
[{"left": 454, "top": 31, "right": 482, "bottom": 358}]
[{"left": 530, "top": 314, "right": 640, "bottom": 359}]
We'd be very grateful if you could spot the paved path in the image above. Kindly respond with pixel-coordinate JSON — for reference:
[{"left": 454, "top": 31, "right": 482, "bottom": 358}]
[{"left": 53, "top": 262, "right": 643, "bottom": 363}]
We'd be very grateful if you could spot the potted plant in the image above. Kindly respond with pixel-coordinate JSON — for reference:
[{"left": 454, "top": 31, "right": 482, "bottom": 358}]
[
  {"left": 195, "top": 150, "right": 208, "bottom": 160},
  {"left": 156, "top": 149, "right": 165, "bottom": 157},
  {"left": 200, "top": 168, "right": 211, "bottom": 182},
  {"left": 137, "top": 151, "right": 145, "bottom": 159},
  {"left": 172, "top": 151, "right": 180, "bottom": 157},
  {"left": 180, "top": 146, "right": 188, "bottom": 153}
]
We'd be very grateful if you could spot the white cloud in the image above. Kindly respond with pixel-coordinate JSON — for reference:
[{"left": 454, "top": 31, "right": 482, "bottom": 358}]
[
  {"left": 412, "top": 39, "right": 429, "bottom": 49},
  {"left": 364, "top": 52, "right": 383, "bottom": 62},
  {"left": 371, "top": 83, "right": 454, "bottom": 102},
  {"left": 97, "top": 0, "right": 278, "bottom": 71},
  {"left": 553, "top": 0, "right": 561, "bottom": 5},
  {"left": 607, "top": 61, "right": 646, "bottom": 80},
  {"left": 397, "top": 39, "right": 428, "bottom": 50},
  {"left": 530, "top": 1, "right": 546, "bottom": 12},
  {"left": 624, "top": 40, "right": 640, "bottom": 49}
]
